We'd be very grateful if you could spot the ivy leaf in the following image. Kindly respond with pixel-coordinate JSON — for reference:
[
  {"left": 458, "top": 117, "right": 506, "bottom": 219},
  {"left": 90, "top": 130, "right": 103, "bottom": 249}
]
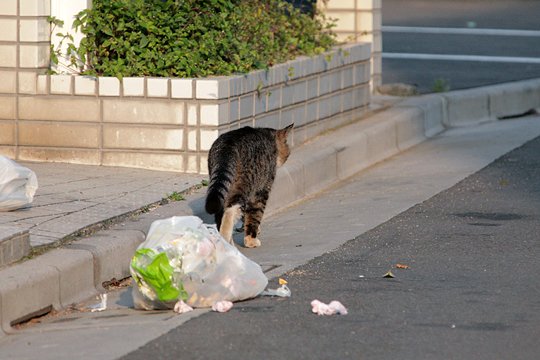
[{"left": 139, "top": 35, "right": 149, "bottom": 48}]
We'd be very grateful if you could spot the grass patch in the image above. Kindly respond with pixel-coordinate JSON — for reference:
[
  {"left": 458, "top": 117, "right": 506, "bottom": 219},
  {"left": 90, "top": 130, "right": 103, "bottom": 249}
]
[{"left": 432, "top": 78, "right": 450, "bottom": 93}]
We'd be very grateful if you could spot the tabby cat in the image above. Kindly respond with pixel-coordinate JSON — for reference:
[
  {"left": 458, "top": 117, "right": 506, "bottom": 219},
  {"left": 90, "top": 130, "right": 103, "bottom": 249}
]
[{"left": 205, "top": 124, "right": 293, "bottom": 248}]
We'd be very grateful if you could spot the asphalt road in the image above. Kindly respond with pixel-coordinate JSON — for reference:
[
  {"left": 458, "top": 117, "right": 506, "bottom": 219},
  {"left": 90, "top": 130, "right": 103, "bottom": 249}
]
[
  {"left": 123, "top": 134, "right": 540, "bottom": 359},
  {"left": 382, "top": 0, "right": 540, "bottom": 93}
]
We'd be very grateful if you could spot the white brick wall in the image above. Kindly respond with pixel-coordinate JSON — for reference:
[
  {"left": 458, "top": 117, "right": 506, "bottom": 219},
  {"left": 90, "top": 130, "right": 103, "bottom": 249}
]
[
  {"left": 0, "top": 45, "right": 17, "bottom": 67},
  {"left": 74, "top": 76, "right": 97, "bottom": 96},
  {"left": 0, "top": 19, "right": 17, "bottom": 41},
  {"left": 50, "top": 0, "right": 87, "bottom": 72},
  {"left": 18, "top": 72, "right": 38, "bottom": 94},
  {"left": 171, "top": 79, "right": 193, "bottom": 99},
  {"left": 99, "top": 77, "right": 121, "bottom": 96},
  {"left": 0, "top": 0, "right": 17, "bottom": 16},
  {"left": 147, "top": 78, "right": 169, "bottom": 98},
  {"left": 0, "top": 42, "right": 371, "bottom": 173},
  {"left": 50, "top": 75, "right": 72, "bottom": 94},
  {"left": 318, "top": 0, "right": 381, "bottom": 91},
  {"left": 0, "top": 71, "right": 17, "bottom": 93},
  {"left": 19, "top": 18, "right": 49, "bottom": 42},
  {"left": 20, "top": 0, "right": 50, "bottom": 16},
  {"left": 196, "top": 79, "right": 229, "bottom": 99}
]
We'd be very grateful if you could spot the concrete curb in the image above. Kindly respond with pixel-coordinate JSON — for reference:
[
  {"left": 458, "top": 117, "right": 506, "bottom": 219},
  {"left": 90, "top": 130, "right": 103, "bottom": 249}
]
[
  {"left": 443, "top": 78, "right": 540, "bottom": 127},
  {"left": 268, "top": 78, "right": 540, "bottom": 214},
  {"left": 0, "top": 230, "right": 144, "bottom": 335},
  {"left": 1, "top": 77, "right": 540, "bottom": 336}
]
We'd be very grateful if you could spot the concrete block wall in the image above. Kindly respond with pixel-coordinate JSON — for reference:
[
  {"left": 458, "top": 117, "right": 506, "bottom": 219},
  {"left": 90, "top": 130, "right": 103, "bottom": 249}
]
[
  {"left": 0, "top": 0, "right": 51, "bottom": 161},
  {"left": 319, "top": 0, "right": 382, "bottom": 91},
  {"left": 0, "top": 42, "right": 371, "bottom": 174}
]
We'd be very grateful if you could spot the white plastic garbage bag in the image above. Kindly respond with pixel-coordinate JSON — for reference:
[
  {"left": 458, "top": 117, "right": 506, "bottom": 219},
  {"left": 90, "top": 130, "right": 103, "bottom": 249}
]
[
  {"left": 0, "top": 156, "right": 38, "bottom": 211},
  {"left": 130, "top": 216, "right": 268, "bottom": 310}
]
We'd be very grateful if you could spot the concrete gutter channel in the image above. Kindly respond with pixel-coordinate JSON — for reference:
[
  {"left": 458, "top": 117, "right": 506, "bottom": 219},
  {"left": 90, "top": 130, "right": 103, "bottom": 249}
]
[{"left": 1, "top": 78, "right": 539, "bottom": 337}]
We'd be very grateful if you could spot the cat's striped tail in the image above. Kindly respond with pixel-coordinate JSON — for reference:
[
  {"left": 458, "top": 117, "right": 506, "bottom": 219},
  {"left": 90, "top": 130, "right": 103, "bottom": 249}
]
[{"left": 205, "top": 159, "right": 235, "bottom": 215}]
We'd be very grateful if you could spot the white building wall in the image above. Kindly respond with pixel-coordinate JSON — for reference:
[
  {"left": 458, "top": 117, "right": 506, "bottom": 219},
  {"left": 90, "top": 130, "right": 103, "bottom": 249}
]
[{"left": 50, "top": 0, "right": 90, "bottom": 73}]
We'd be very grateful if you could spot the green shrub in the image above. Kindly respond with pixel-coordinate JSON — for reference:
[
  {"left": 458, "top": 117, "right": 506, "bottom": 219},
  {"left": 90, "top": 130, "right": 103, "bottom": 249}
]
[{"left": 52, "top": 0, "right": 336, "bottom": 78}]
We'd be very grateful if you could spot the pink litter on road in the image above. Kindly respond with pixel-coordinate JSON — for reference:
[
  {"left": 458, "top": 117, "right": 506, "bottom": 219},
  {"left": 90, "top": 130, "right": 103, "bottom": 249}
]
[
  {"left": 212, "top": 300, "right": 234, "bottom": 312},
  {"left": 311, "top": 299, "right": 348, "bottom": 315},
  {"left": 173, "top": 300, "right": 194, "bottom": 314}
]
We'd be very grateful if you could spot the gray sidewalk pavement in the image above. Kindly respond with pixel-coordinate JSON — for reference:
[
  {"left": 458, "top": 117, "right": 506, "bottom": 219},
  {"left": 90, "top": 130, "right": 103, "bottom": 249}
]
[
  {"left": 1, "top": 78, "right": 540, "bottom": 338},
  {"left": 1, "top": 163, "right": 204, "bottom": 248}
]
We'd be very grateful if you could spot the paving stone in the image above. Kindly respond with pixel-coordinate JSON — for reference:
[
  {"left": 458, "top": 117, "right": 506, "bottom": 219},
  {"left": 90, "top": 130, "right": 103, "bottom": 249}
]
[{"left": 0, "top": 225, "right": 30, "bottom": 268}]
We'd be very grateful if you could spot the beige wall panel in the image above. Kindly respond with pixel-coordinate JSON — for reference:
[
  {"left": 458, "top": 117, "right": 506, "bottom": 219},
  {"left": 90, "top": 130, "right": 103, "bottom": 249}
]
[
  {"left": 18, "top": 97, "right": 100, "bottom": 122},
  {"left": 103, "top": 125, "right": 183, "bottom": 150},
  {"left": 17, "top": 148, "right": 100, "bottom": 165},
  {"left": 0, "top": 96, "right": 16, "bottom": 120},
  {"left": 18, "top": 72, "right": 38, "bottom": 94},
  {"left": 0, "top": 71, "right": 17, "bottom": 94},
  {"left": 0, "top": 19, "right": 17, "bottom": 41},
  {"left": 0, "top": 146, "right": 16, "bottom": 158},
  {"left": 0, "top": 45, "right": 17, "bottom": 67},
  {"left": 0, "top": 121, "right": 16, "bottom": 145},
  {"left": 18, "top": 122, "right": 100, "bottom": 148},
  {"left": 0, "top": 121, "right": 15, "bottom": 144},
  {"left": 103, "top": 99, "right": 184, "bottom": 124},
  {"left": 0, "top": 0, "right": 17, "bottom": 15}
]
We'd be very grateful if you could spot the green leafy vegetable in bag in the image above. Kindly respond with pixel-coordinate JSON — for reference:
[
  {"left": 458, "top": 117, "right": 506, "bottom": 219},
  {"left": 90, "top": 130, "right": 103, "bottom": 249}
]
[{"left": 131, "top": 248, "right": 188, "bottom": 302}]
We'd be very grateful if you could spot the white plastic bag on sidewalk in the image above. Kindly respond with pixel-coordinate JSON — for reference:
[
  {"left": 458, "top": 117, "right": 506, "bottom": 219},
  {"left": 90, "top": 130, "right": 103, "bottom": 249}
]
[
  {"left": 0, "top": 156, "right": 38, "bottom": 211},
  {"left": 130, "top": 216, "right": 268, "bottom": 310}
]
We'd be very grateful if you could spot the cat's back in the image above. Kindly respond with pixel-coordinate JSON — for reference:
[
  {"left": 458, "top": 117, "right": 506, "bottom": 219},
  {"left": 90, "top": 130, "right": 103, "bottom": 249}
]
[
  {"left": 211, "top": 127, "right": 276, "bottom": 157},
  {"left": 214, "top": 126, "right": 273, "bottom": 146},
  {"left": 208, "top": 126, "right": 278, "bottom": 185}
]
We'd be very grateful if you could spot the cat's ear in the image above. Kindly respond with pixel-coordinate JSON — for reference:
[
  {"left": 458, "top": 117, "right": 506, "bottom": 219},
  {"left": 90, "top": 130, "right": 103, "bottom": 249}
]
[{"left": 279, "top": 123, "right": 294, "bottom": 136}]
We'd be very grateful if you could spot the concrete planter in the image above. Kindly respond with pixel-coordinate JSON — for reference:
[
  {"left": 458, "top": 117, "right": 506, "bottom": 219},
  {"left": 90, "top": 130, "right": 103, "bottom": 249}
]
[{"left": 1, "top": 43, "right": 371, "bottom": 173}]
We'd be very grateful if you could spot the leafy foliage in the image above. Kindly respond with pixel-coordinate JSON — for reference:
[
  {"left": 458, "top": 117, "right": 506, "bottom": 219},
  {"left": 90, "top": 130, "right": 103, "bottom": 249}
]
[{"left": 51, "top": 0, "right": 336, "bottom": 78}]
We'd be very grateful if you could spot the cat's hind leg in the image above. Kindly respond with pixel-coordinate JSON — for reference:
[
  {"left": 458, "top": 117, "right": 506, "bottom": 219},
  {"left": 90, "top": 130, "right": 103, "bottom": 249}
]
[
  {"left": 244, "top": 209, "right": 262, "bottom": 248},
  {"left": 219, "top": 204, "right": 242, "bottom": 245},
  {"left": 243, "top": 188, "right": 270, "bottom": 248}
]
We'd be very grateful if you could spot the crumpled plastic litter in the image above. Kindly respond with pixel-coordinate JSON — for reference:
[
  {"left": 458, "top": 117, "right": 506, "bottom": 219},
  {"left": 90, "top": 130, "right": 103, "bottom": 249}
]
[
  {"left": 173, "top": 300, "right": 194, "bottom": 314},
  {"left": 0, "top": 156, "right": 38, "bottom": 211},
  {"left": 260, "top": 284, "right": 291, "bottom": 297},
  {"left": 130, "top": 216, "right": 268, "bottom": 310},
  {"left": 212, "top": 300, "right": 234, "bottom": 313},
  {"left": 89, "top": 294, "right": 108, "bottom": 312},
  {"left": 311, "top": 299, "right": 348, "bottom": 315}
]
